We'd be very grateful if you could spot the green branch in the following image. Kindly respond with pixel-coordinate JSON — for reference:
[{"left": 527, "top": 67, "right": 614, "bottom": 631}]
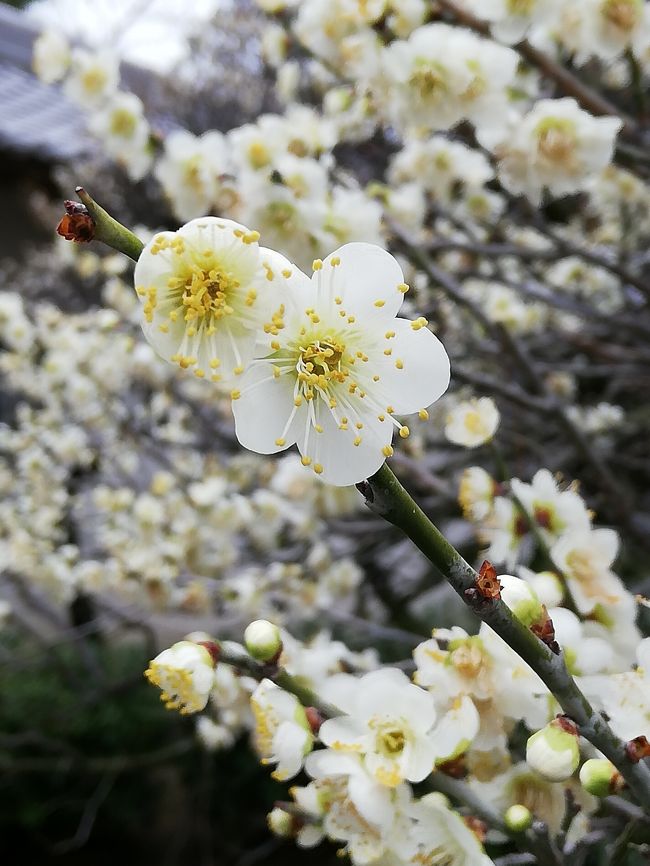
[
  {"left": 75, "top": 187, "right": 144, "bottom": 262},
  {"left": 363, "top": 463, "right": 650, "bottom": 812},
  {"left": 217, "top": 643, "right": 341, "bottom": 719}
]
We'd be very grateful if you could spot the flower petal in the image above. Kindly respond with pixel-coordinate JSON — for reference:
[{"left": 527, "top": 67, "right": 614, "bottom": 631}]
[
  {"left": 319, "top": 715, "right": 368, "bottom": 752},
  {"left": 304, "top": 395, "right": 393, "bottom": 486},
  {"left": 232, "top": 365, "right": 305, "bottom": 454},
  {"left": 373, "top": 318, "right": 450, "bottom": 415},
  {"left": 320, "top": 243, "right": 407, "bottom": 323}
]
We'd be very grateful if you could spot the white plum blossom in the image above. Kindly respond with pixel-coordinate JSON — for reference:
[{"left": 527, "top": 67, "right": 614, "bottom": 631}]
[
  {"left": 318, "top": 668, "right": 439, "bottom": 786},
  {"left": 555, "top": 0, "right": 647, "bottom": 64},
  {"left": 511, "top": 469, "right": 592, "bottom": 545},
  {"left": 459, "top": 466, "right": 497, "bottom": 522},
  {"left": 460, "top": 0, "right": 562, "bottom": 44},
  {"left": 407, "top": 793, "right": 494, "bottom": 866},
  {"left": 145, "top": 640, "right": 216, "bottom": 714},
  {"left": 64, "top": 48, "right": 120, "bottom": 108},
  {"left": 32, "top": 29, "right": 70, "bottom": 84},
  {"left": 154, "top": 130, "right": 234, "bottom": 222},
  {"left": 88, "top": 92, "right": 152, "bottom": 181},
  {"left": 580, "top": 639, "right": 650, "bottom": 741},
  {"left": 383, "top": 24, "right": 519, "bottom": 136},
  {"left": 250, "top": 679, "right": 314, "bottom": 780},
  {"left": 550, "top": 527, "right": 631, "bottom": 617},
  {"left": 445, "top": 397, "right": 500, "bottom": 448},
  {"left": 484, "top": 98, "right": 623, "bottom": 205},
  {"left": 232, "top": 243, "right": 450, "bottom": 485},
  {"left": 133, "top": 216, "right": 291, "bottom": 383}
]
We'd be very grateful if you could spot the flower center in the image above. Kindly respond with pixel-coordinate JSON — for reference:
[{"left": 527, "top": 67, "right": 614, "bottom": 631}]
[
  {"left": 409, "top": 61, "right": 449, "bottom": 100},
  {"left": 536, "top": 119, "right": 577, "bottom": 166},
  {"left": 82, "top": 67, "right": 107, "bottom": 93},
  {"left": 507, "top": 0, "right": 536, "bottom": 14},
  {"left": 602, "top": 0, "right": 640, "bottom": 31},
  {"left": 110, "top": 108, "right": 137, "bottom": 138},
  {"left": 379, "top": 726, "right": 406, "bottom": 756},
  {"left": 168, "top": 264, "right": 241, "bottom": 324},
  {"left": 464, "top": 411, "right": 485, "bottom": 436},
  {"left": 297, "top": 338, "right": 349, "bottom": 397}
]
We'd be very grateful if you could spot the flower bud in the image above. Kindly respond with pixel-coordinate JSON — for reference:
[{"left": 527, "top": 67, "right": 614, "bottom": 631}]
[
  {"left": 526, "top": 718, "right": 580, "bottom": 782},
  {"left": 579, "top": 759, "right": 621, "bottom": 797},
  {"left": 145, "top": 640, "right": 217, "bottom": 714},
  {"left": 267, "top": 806, "right": 294, "bottom": 838},
  {"left": 504, "top": 804, "right": 533, "bottom": 832},
  {"left": 499, "top": 574, "right": 545, "bottom": 628},
  {"left": 245, "top": 619, "right": 282, "bottom": 662}
]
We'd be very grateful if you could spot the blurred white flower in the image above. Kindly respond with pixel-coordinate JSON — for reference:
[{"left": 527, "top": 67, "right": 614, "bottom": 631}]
[
  {"left": 64, "top": 48, "right": 120, "bottom": 108},
  {"left": 485, "top": 98, "right": 622, "bottom": 205},
  {"left": 32, "top": 29, "right": 70, "bottom": 84},
  {"left": 445, "top": 397, "right": 500, "bottom": 448}
]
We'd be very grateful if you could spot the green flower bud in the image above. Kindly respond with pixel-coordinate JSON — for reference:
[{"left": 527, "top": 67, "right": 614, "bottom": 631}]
[
  {"left": 504, "top": 804, "right": 533, "bottom": 832},
  {"left": 579, "top": 758, "right": 620, "bottom": 797},
  {"left": 245, "top": 619, "right": 282, "bottom": 662}
]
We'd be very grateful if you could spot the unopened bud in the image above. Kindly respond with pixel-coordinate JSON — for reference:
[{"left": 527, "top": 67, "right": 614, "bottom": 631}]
[
  {"left": 504, "top": 804, "right": 533, "bottom": 832},
  {"left": 526, "top": 718, "right": 580, "bottom": 782},
  {"left": 267, "top": 806, "right": 294, "bottom": 838},
  {"left": 499, "top": 574, "right": 545, "bottom": 628},
  {"left": 579, "top": 759, "right": 622, "bottom": 796},
  {"left": 245, "top": 619, "right": 282, "bottom": 662}
]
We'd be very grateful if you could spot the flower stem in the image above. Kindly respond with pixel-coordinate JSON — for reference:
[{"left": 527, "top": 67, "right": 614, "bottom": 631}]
[
  {"left": 363, "top": 463, "right": 650, "bottom": 812},
  {"left": 217, "top": 642, "right": 340, "bottom": 718},
  {"left": 75, "top": 187, "right": 144, "bottom": 262}
]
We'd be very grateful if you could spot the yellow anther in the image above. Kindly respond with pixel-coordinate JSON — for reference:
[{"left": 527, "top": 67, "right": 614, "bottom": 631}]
[
  {"left": 301, "top": 455, "right": 312, "bottom": 466},
  {"left": 374, "top": 299, "right": 385, "bottom": 308},
  {"left": 398, "top": 283, "right": 410, "bottom": 294},
  {"left": 384, "top": 348, "right": 392, "bottom": 356},
  {"left": 313, "top": 463, "right": 324, "bottom": 475},
  {"left": 312, "top": 259, "right": 323, "bottom": 271},
  {"left": 419, "top": 409, "right": 429, "bottom": 420},
  {"left": 210, "top": 358, "right": 221, "bottom": 369},
  {"left": 275, "top": 438, "right": 286, "bottom": 446},
  {"left": 399, "top": 426, "right": 410, "bottom": 438},
  {"left": 282, "top": 268, "right": 292, "bottom": 278},
  {"left": 231, "top": 389, "right": 241, "bottom": 400},
  {"left": 331, "top": 256, "right": 341, "bottom": 266},
  {"left": 354, "top": 436, "right": 362, "bottom": 446},
  {"left": 194, "top": 368, "right": 205, "bottom": 378},
  {"left": 382, "top": 445, "right": 394, "bottom": 457},
  {"left": 373, "top": 375, "right": 380, "bottom": 382},
  {"left": 234, "top": 365, "right": 244, "bottom": 375},
  {"left": 334, "top": 296, "right": 343, "bottom": 305},
  {"left": 395, "top": 359, "right": 404, "bottom": 370}
]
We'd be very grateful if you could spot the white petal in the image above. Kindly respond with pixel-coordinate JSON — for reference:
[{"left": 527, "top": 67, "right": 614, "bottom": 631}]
[
  {"left": 233, "top": 365, "right": 305, "bottom": 454},
  {"left": 305, "top": 395, "right": 393, "bottom": 486},
  {"left": 373, "top": 318, "right": 450, "bottom": 415},
  {"left": 273, "top": 721, "right": 310, "bottom": 780},
  {"left": 348, "top": 773, "right": 394, "bottom": 828},
  {"left": 403, "top": 736, "right": 437, "bottom": 783},
  {"left": 319, "top": 716, "right": 368, "bottom": 752},
  {"left": 320, "top": 243, "right": 406, "bottom": 323}
]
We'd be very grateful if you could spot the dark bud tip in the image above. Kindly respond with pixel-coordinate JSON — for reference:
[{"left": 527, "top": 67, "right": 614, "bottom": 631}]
[{"left": 625, "top": 735, "right": 650, "bottom": 763}]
